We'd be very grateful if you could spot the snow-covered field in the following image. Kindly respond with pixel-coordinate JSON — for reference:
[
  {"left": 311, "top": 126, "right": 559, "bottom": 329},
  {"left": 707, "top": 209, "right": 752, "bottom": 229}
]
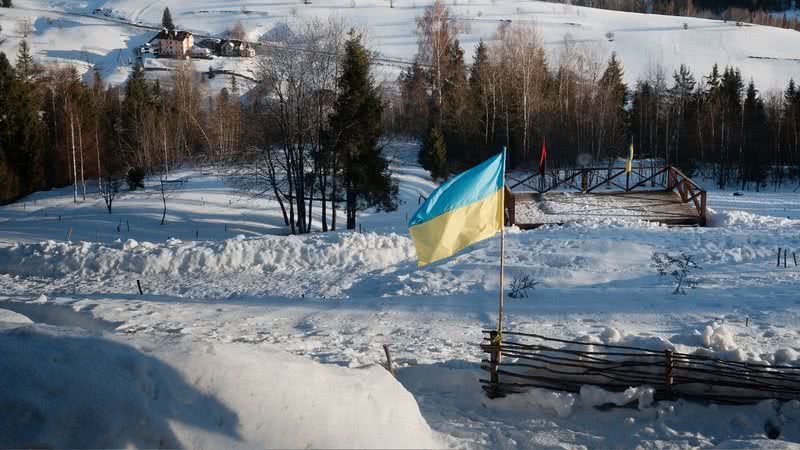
[
  {"left": 1, "top": 0, "right": 799, "bottom": 90},
  {"left": 2, "top": 141, "right": 800, "bottom": 448}
]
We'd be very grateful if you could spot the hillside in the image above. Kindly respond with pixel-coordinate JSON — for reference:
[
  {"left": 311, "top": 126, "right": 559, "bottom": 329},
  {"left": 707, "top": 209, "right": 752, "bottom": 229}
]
[{"left": 1, "top": 0, "right": 799, "bottom": 90}]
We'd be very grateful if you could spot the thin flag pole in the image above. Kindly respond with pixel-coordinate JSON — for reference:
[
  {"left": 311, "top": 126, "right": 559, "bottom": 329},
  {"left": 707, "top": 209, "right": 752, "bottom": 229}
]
[
  {"left": 491, "top": 146, "right": 507, "bottom": 398},
  {"left": 497, "top": 146, "right": 507, "bottom": 334},
  {"left": 497, "top": 212, "right": 505, "bottom": 333}
]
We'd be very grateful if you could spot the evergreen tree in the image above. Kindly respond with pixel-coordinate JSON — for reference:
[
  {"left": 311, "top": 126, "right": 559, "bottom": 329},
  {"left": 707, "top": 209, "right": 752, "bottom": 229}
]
[
  {"left": 468, "top": 40, "right": 494, "bottom": 152},
  {"left": 0, "top": 52, "right": 17, "bottom": 201},
  {"left": 599, "top": 52, "right": 628, "bottom": 157},
  {"left": 329, "top": 30, "right": 397, "bottom": 230},
  {"left": 162, "top": 7, "right": 175, "bottom": 31},
  {"left": 422, "top": 126, "right": 448, "bottom": 180},
  {"left": 397, "top": 61, "right": 429, "bottom": 136},
  {"left": 742, "top": 80, "right": 768, "bottom": 188},
  {"left": 671, "top": 64, "right": 697, "bottom": 165},
  {"left": 440, "top": 38, "right": 469, "bottom": 167},
  {"left": 600, "top": 52, "right": 627, "bottom": 109},
  {"left": 1, "top": 0, "right": 12, "bottom": 8},
  {"left": 1, "top": 48, "right": 46, "bottom": 200},
  {"left": 15, "top": 39, "right": 37, "bottom": 82}
]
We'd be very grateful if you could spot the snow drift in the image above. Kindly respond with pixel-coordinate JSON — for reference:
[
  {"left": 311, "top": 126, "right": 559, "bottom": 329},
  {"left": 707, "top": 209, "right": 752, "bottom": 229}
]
[
  {"left": 0, "top": 322, "right": 440, "bottom": 449},
  {"left": 0, "top": 232, "right": 415, "bottom": 278}
]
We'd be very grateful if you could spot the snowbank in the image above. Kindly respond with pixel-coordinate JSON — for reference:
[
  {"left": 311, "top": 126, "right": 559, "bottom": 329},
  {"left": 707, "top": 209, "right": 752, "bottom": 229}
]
[
  {"left": 0, "top": 324, "right": 440, "bottom": 449},
  {"left": 0, "top": 232, "right": 415, "bottom": 278},
  {"left": 707, "top": 208, "right": 800, "bottom": 228},
  {"left": 0, "top": 308, "right": 33, "bottom": 324}
]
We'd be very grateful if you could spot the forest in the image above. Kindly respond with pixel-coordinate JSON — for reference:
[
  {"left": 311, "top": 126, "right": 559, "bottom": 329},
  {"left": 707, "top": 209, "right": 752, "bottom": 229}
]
[
  {"left": 397, "top": 1, "right": 800, "bottom": 191},
  {"left": 2, "top": 0, "right": 800, "bottom": 230},
  {"left": 565, "top": 0, "right": 800, "bottom": 30},
  {"left": 0, "top": 20, "right": 397, "bottom": 233}
]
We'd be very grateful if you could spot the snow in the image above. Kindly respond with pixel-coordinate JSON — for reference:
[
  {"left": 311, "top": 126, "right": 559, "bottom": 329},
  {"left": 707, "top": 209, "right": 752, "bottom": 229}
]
[
  {"left": 1, "top": 0, "right": 799, "bottom": 91},
  {"left": 0, "top": 322, "right": 442, "bottom": 449},
  {"left": 0, "top": 308, "right": 33, "bottom": 323},
  {"left": 2, "top": 141, "right": 800, "bottom": 447}
]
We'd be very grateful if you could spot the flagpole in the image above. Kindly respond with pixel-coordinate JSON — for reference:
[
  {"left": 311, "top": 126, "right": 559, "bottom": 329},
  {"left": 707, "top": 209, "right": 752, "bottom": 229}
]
[
  {"left": 491, "top": 147, "right": 507, "bottom": 399},
  {"left": 497, "top": 146, "right": 507, "bottom": 334},
  {"left": 497, "top": 218, "right": 505, "bottom": 334}
]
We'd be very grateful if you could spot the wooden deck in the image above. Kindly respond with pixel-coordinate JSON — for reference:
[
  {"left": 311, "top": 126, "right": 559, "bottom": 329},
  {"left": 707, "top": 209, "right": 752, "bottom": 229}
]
[
  {"left": 505, "top": 165, "right": 708, "bottom": 228},
  {"left": 509, "top": 190, "right": 706, "bottom": 228}
]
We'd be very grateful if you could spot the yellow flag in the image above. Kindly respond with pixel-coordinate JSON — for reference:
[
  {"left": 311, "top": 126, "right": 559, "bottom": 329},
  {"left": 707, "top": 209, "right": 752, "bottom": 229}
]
[{"left": 625, "top": 143, "right": 634, "bottom": 174}]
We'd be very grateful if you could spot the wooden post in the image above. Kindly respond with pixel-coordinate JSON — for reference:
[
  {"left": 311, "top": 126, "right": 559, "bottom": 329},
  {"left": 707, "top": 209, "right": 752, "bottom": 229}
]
[
  {"left": 581, "top": 169, "right": 588, "bottom": 193},
  {"left": 778, "top": 248, "right": 782, "bottom": 267},
  {"left": 137, "top": 279, "right": 143, "bottom": 295},
  {"left": 784, "top": 249, "right": 788, "bottom": 268},
  {"left": 383, "top": 344, "right": 394, "bottom": 376},
  {"left": 794, "top": 252, "right": 797, "bottom": 267},
  {"left": 664, "top": 349, "right": 674, "bottom": 400},
  {"left": 504, "top": 186, "right": 515, "bottom": 226},
  {"left": 489, "top": 330, "right": 501, "bottom": 398}
]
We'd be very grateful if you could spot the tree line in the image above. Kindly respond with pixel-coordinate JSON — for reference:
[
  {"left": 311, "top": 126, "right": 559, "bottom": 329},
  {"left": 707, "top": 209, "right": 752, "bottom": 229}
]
[
  {"left": 394, "top": 1, "right": 800, "bottom": 191},
  {"left": 562, "top": 0, "right": 800, "bottom": 31},
  {"left": 0, "top": 25, "right": 397, "bottom": 232}
]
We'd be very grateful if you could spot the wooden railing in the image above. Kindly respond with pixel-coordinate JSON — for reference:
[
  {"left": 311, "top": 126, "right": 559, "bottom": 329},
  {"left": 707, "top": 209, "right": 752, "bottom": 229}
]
[
  {"left": 481, "top": 331, "right": 800, "bottom": 404},
  {"left": 506, "top": 166, "right": 707, "bottom": 225}
]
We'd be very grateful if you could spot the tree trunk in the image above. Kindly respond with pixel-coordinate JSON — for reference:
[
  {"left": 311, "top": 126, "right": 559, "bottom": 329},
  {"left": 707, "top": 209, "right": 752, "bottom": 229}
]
[
  {"left": 78, "top": 119, "right": 86, "bottom": 200},
  {"left": 69, "top": 107, "right": 78, "bottom": 204}
]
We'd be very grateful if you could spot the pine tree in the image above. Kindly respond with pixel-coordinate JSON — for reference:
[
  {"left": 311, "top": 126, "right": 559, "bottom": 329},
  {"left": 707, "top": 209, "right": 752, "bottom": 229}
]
[
  {"left": 1, "top": 49, "right": 46, "bottom": 200},
  {"left": 742, "top": 80, "right": 768, "bottom": 189},
  {"left": 329, "top": 30, "right": 397, "bottom": 230},
  {"left": 468, "top": 40, "right": 493, "bottom": 150},
  {"left": 397, "top": 61, "right": 429, "bottom": 136},
  {"left": 15, "top": 39, "right": 36, "bottom": 82},
  {"left": 599, "top": 52, "right": 628, "bottom": 158},
  {"left": 600, "top": 52, "right": 627, "bottom": 110},
  {"left": 0, "top": 52, "right": 16, "bottom": 202},
  {"left": 162, "top": 7, "right": 175, "bottom": 31},
  {"left": 422, "top": 126, "right": 448, "bottom": 180},
  {"left": 1, "top": 0, "right": 12, "bottom": 8}
]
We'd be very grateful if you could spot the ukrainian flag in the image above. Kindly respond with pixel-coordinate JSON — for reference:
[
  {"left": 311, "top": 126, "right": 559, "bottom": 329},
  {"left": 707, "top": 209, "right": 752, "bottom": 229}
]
[{"left": 409, "top": 150, "right": 506, "bottom": 266}]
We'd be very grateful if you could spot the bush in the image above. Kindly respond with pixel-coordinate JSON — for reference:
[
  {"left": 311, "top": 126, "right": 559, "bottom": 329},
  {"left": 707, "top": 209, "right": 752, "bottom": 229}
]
[{"left": 126, "top": 167, "right": 145, "bottom": 191}]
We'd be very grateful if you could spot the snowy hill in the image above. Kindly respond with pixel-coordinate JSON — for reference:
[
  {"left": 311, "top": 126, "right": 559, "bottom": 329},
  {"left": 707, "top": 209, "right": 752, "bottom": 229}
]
[{"left": 1, "top": 0, "right": 799, "bottom": 89}]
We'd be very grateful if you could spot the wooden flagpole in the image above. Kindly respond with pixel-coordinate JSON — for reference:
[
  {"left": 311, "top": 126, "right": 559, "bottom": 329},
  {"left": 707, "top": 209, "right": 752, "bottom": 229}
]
[
  {"left": 491, "top": 147, "right": 507, "bottom": 398},
  {"left": 497, "top": 221, "right": 505, "bottom": 333},
  {"left": 497, "top": 146, "right": 507, "bottom": 334}
]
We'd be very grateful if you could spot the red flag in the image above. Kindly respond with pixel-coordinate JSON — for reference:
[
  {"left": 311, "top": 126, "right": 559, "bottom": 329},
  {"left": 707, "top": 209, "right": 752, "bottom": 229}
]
[{"left": 538, "top": 138, "right": 547, "bottom": 175}]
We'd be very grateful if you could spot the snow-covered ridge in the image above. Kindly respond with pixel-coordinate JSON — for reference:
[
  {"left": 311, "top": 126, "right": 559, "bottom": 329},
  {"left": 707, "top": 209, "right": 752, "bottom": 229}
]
[
  {"left": 0, "top": 232, "right": 415, "bottom": 278},
  {"left": 3, "top": 0, "right": 800, "bottom": 90}
]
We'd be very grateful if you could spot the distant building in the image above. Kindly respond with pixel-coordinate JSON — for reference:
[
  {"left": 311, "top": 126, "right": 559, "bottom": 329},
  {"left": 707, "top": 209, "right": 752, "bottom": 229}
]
[
  {"left": 219, "top": 39, "right": 256, "bottom": 58},
  {"left": 150, "top": 29, "right": 194, "bottom": 59},
  {"left": 190, "top": 46, "right": 212, "bottom": 59}
]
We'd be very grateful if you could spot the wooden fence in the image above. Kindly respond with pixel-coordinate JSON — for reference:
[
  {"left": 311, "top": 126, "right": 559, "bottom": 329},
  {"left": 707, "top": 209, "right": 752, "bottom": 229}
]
[{"left": 481, "top": 331, "right": 800, "bottom": 404}]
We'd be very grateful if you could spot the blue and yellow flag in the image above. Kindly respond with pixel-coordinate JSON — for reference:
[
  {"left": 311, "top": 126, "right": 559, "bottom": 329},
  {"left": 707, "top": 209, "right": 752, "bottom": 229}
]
[{"left": 409, "top": 150, "right": 506, "bottom": 266}]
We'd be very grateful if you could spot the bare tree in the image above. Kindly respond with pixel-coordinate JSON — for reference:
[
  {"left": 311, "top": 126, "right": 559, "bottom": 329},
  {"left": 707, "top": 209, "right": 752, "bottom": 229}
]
[
  {"left": 416, "top": 0, "right": 453, "bottom": 124},
  {"left": 158, "top": 168, "right": 178, "bottom": 225},
  {"left": 231, "top": 19, "right": 345, "bottom": 234}
]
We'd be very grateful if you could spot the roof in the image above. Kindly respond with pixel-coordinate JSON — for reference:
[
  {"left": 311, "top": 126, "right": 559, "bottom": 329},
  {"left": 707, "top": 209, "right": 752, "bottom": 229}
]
[{"left": 149, "top": 29, "right": 193, "bottom": 43}]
